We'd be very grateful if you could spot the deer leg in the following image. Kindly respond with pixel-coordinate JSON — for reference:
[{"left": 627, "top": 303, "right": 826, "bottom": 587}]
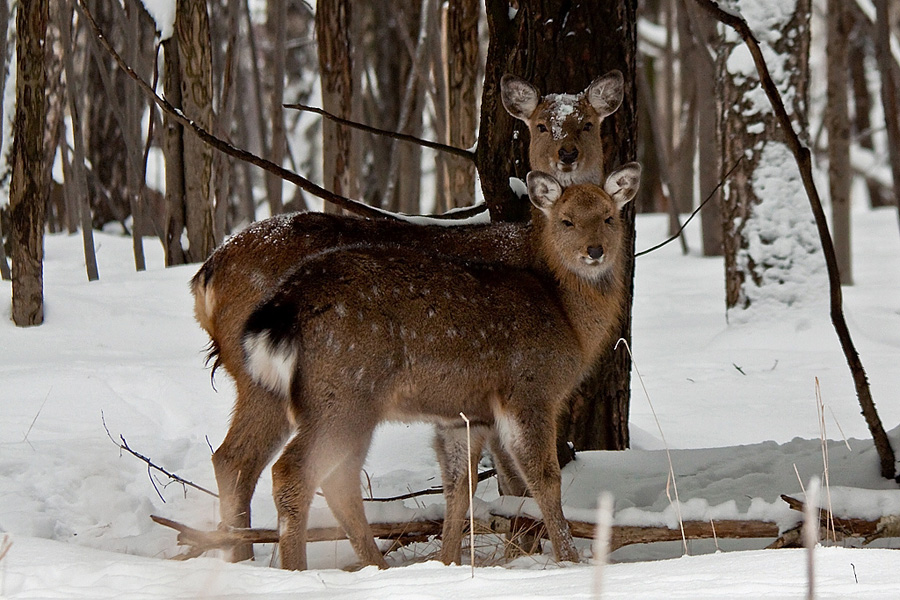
[
  {"left": 212, "top": 381, "right": 292, "bottom": 562},
  {"left": 487, "top": 433, "right": 529, "bottom": 496},
  {"left": 319, "top": 434, "right": 388, "bottom": 569},
  {"left": 496, "top": 410, "right": 579, "bottom": 564},
  {"left": 434, "top": 424, "right": 488, "bottom": 565},
  {"left": 271, "top": 424, "right": 324, "bottom": 571}
]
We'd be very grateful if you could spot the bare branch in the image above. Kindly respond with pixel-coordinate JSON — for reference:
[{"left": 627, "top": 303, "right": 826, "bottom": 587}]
[
  {"left": 635, "top": 158, "right": 742, "bottom": 257},
  {"left": 692, "top": 0, "right": 897, "bottom": 481},
  {"left": 102, "top": 412, "right": 218, "bottom": 498},
  {"left": 286, "top": 103, "right": 475, "bottom": 163}
]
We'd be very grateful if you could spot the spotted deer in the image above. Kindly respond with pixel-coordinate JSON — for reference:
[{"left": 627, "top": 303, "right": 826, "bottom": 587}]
[
  {"left": 241, "top": 164, "right": 641, "bottom": 569},
  {"left": 190, "top": 71, "right": 625, "bottom": 564}
]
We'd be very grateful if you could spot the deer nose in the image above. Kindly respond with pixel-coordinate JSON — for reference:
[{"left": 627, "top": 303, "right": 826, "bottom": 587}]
[
  {"left": 587, "top": 245, "right": 604, "bottom": 260},
  {"left": 558, "top": 147, "right": 579, "bottom": 164}
]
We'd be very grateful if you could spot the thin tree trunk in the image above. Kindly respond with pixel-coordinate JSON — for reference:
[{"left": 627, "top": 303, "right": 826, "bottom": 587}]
[
  {"left": 124, "top": 1, "right": 146, "bottom": 270},
  {"left": 827, "top": 0, "right": 852, "bottom": 284},
  {"left": 162, "top": 37, "right": 186, "bottom": 266},
  {"left": 848, "top": 3, "right": 888, "bottom": 208},
  {"left": 683, "top": 0, "right": 723, "bottom": 256},
  {"left": 317, "top": 0, "right": 356, "bottom": 210},
  {"left": 59, "top": 0, "right": 99, "bottom": 281},
  {"left": 442, "top": 0, "right": 478, "bottom": 209},
  {"left": 176, "top": 0, "right": 215, "bottom": 262},
  {"left": 10, "top": 0, "right": 48, "bottom": 326},
  {"left": 873, "top": 0, "right": 900, "bottom": 235},
  {"left": 266, "top": 0, "right": 286, "bottom": 216},
  {"left": 672, "top": 0, "right": 698, "bottom": 221}
]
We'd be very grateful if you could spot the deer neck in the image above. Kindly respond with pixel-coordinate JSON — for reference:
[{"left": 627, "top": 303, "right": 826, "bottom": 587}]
[{"left": 533, "top": 228, "right": 626, "bottom": 368}]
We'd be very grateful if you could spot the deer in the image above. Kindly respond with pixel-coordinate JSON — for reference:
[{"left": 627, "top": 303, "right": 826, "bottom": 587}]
[
  {"left": 241, "top": 164, "right": 641, "bottom": 570},
  {"left": 190, "top": 70, "right": 625, "bottom": 564}
]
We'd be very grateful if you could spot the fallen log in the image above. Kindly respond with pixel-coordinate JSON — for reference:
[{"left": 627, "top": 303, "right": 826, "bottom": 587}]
[
  {"left": 151, "top": 513, "right": 783, "bottom": 558},
  {"left": 778, "top": 494, "right": 900, "bottom": 545},
  {"left": 152, "top": 495, "right": 900, "bottom": 561}
]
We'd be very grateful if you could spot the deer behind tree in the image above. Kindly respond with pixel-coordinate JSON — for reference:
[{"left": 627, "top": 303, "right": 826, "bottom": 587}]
[{"left": 241, "top": 164, "right": 641, "bottom": 570}]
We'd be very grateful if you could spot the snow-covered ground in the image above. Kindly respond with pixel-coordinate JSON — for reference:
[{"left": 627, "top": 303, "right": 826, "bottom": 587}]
[{"left": 1, "top": 207, "right": 899, "bottom": 598}]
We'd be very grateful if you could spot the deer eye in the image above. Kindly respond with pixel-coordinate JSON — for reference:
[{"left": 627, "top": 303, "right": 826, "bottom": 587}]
[
  {"left": 583, "top": 122, "right": 593, "bottom": 132},
  {"left": 605, "top": 216, "right": 614, "bottom": 225},
  {"left": 537, "top": 123, "right": 548, "bottom": 133},
  {"left": 561, "top": 219, "right": 574, "bottom": 228}
]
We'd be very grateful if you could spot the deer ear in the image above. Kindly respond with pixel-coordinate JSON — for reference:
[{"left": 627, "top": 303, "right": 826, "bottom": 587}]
[
  {"left": 501, "top": 74, "right": 541, "bottom": 121},
  {"left": 527, "top": 171, "right": 563, "bottom": 213},
  {"left": 604, "top": 162, "right": 642, "bottom": 211},
  {"left": 585, "top": 70, "right": 624, "bottom": 119}
]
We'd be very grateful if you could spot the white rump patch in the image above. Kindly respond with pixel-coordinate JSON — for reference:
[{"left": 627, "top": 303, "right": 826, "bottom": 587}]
[{"left": 243, "top": 331, "right": 297, "bottom": 398}]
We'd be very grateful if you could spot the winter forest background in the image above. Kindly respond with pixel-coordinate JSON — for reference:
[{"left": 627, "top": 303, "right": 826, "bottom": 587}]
[{"left": 2, "top": 0, "right": 900, "bottom": 597}]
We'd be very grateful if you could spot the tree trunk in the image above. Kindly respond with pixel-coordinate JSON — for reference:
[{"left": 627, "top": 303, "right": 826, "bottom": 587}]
[
  {"left": 59, "top": 0, "right": 99, "bottom": 281},
  {"left": 317, "top": 0, "right": 356, "bottom": 210},
  {"left": 441, "top": 0, "right": 478, "bottom": 210},
  {"left": 718, "top": 0, "right": 820, "bottom": 312},
  {"left": 0, "top": 0, "right": 10, "bottom": 280},
  {"left": 478, "top": 0, "right": 637, "bottom": 451},
  {"left": 162, "top": 37, "right": 187, "bottom": 266},
  {"left": 124, "top": 1, "right": 146, "bottom": 271},
  {"left": 176, "top": 0, "right": 215, "bottom": 262},
  {"left": 84, "top": 0, "right": 129, "bottom": 230},
  {"left": 873, "top": 0, "right": 900, "bottom": 235},
  {"left": 847, "top": 3, "right": 888, "bottom": 208},
  {"left": 827, "top": 0, "right": 852, "bottom": 285},
  {"left": 682, "top": 0, "right": 723, "bottom": 256},
  {"left": 10, "top": 0, "right": 48, "bottom": 326},
  {"left": 265, "top": 0, "right": 287, "bottom": 216}
]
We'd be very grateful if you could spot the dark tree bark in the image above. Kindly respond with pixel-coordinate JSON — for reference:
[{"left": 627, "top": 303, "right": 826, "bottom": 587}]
[
  {"left": 176, "top": 0, "right": 215, "bottom": 261},
  {"left": 265, "top": 0, "right": 287, "bottom": 216},
  {"left": 827, "top": 0, "right": 852, "bottom": 284},
  {"left": 10, "top": 0, "right": 48, "bottom": 326},
  {"left": 477, "top": 0, "right": 637, "bottom": 451},
  {"left": 316, "top": 0, "right": 356, "bottom": 210},
  {"left": 0, "top": 0, "right": 12, "bottom": 281},
  {"left": 162, "top": 37, "right": 187, "bottom": 266},
  {"left": 439, "top": 0, "right": 479, "bottom": 210}
]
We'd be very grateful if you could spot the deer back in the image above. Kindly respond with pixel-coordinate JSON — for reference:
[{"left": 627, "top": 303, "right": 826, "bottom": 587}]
[{"left": 242, "top": 164, "right": 642, "bottom": 418}]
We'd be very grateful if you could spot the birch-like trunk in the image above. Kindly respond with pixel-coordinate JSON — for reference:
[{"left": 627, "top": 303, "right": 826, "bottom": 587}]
[{"left": 717, "top": 0, "right": 821, "bottom": 312}]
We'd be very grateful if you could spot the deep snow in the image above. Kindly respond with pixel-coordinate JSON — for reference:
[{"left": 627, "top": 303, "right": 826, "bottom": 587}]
[{"left": 1, "top": 207, "right": 899, "bottom": 598}]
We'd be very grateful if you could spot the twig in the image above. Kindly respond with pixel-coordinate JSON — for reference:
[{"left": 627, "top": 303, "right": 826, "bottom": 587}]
[
  {"left": 22, "top": 388, "right": 51, "bottom": 444},
  {"left": 362, "top": 469, "right": 496, "bottom": 502},
  {"left": 692, "top": 0, "right": 897, "bottom": 481},
  {"left": 0, "top": 534, "right": 12, "bottom": 563},
  {"left": 635, "top": 158, "right": 742, "bottom": 257},
  {"left": 614, "top": 338, "right": 687, "bottom": 555},
  {"left": 460, "top": 412, "right": 476, "bottom": 576},
  {"left": 102, "top": 412, "right": 218, "bottom": 499},
  {"left": 285, "top": 103, "right": 476, "bottom": 163}
]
